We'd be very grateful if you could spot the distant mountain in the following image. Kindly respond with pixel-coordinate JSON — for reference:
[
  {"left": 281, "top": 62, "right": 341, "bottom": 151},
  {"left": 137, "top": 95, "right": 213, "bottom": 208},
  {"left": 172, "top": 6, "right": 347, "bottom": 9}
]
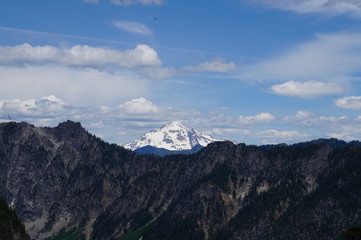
[
  {"left": 123, "top": 121, "right": 221, "bottom": 151},
  {"left": 1, "top": 120, "right": 361, "bottom": 240}
]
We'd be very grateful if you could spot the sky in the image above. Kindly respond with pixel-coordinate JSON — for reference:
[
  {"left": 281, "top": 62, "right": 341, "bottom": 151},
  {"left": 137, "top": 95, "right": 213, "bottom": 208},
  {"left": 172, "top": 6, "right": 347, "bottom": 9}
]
[{"left": 1, "top": 0, "right": 361, "bottom": 145}]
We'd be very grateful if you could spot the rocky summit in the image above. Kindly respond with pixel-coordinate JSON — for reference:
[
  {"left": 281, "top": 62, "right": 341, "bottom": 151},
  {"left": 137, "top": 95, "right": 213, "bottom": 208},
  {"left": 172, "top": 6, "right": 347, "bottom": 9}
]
[{"left": 0, "top": 121, "right": 361, "bottom": 240}]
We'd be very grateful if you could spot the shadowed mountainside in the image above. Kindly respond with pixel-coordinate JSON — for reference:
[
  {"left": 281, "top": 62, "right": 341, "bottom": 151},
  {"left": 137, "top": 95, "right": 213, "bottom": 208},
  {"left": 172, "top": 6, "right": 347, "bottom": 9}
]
[
  {"left": 0, "top": 121, "right": 360, "bottom": 240},
  {"left": 0, "top": 198, "right": 30, "bottom": 240}
]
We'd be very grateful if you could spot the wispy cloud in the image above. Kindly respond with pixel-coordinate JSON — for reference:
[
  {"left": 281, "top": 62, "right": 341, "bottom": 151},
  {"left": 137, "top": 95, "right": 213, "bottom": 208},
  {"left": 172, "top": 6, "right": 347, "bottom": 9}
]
[
  {"left": 83, "top": 0, "right": 99, "bottom": 4},
  {"left": 251, "top": 0, "right": 361, "bottom": 18},
  {"left": 184, "top": 58, "right": 237, "bottom": 73},
  {"left": 112, "top": 21, "right": 153, "bottom": 35},
  {"left": 138, "top": 66, "right": 176, "bottom": 79},
  {"left": 271, "top": 80, "right": 343, "bottom": 98},
  {"left": 0, "top": 26, "right": 256, "bottom": 61},
  {"left": 243, "top": 32, "right": 361, "bottom": 83},
  {"left": 109, "top": 0, "right": 165, "bottom": 6}
]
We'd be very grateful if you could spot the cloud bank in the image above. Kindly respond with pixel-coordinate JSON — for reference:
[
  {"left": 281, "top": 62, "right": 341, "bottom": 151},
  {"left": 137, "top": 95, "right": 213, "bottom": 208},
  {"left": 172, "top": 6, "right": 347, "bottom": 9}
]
[
  {"left": 0, "top": 65, "right": 148, "bottom": 106},
  {"left": 0, "top": 43, "right": 161, "bottom": 69},
  {"left": 1, "top": 95, "right": 360, "bottom": 145},
  {"left": 0, "top": 95, "right": 74, "bottom": 118}
]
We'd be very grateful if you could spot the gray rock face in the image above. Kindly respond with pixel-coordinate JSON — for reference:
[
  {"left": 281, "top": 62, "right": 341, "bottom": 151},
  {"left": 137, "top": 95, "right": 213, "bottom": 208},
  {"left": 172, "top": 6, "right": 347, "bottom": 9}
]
[{"left": 0, "top": 121, "right": 360, "bottom": 240}]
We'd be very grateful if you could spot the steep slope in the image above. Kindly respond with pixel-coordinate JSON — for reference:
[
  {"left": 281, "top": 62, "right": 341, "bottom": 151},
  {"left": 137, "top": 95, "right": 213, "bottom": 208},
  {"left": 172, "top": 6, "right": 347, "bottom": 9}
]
[
  {"left": 123, "top": 121, "right": 221, "bottom": 151},
  {"left": 0, "top": 121, "right": 360, "bottom": 240},
  {"left": 0, "top": 198, "right": 30, "bottom": 240}
]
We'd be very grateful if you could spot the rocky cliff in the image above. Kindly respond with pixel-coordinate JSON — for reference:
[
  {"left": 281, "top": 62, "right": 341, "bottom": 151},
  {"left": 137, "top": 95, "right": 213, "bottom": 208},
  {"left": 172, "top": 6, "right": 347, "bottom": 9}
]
[{"left": 0, "top": 121, "right": 360, "bottom": 240}]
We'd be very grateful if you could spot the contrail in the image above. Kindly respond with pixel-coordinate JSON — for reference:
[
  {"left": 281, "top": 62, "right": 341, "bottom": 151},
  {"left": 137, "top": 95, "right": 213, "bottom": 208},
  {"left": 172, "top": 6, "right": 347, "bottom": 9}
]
[{"left": 0, "top": 26, "right": 265, "bottom": 60}]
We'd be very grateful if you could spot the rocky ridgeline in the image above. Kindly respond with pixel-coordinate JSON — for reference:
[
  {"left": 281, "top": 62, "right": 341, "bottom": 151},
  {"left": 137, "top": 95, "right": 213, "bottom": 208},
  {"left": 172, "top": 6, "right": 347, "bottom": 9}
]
[{"left": 0, "top": 121, "right": 360, "bottom": 240}]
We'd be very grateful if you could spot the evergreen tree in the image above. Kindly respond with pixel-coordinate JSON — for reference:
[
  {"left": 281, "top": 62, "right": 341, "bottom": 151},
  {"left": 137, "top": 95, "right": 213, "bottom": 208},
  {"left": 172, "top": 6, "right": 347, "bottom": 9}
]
[
  {"left": 342, "top": 183, "right": 361, "bottom": 240},
  {"left": 0, "top": 199, "right": 30, "bottom": 240}
]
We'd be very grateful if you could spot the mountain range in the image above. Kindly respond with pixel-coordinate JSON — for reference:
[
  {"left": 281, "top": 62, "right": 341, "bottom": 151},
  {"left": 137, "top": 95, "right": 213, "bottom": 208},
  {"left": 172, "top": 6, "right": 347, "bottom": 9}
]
[{"left": 0, "top": 120, "right": 360, "bottom": 240}]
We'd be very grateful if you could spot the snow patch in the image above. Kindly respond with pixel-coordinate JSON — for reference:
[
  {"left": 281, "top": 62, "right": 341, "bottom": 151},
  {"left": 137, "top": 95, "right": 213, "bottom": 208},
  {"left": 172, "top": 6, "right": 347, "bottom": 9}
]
[{"left": 123, "top": 121, "right": 221, "bottom": 151}]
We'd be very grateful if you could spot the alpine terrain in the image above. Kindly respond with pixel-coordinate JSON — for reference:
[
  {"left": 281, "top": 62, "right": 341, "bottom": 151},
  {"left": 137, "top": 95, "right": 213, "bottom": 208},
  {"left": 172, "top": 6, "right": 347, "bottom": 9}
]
[
  {"left": 123, "top": 121, "right": 221, "bottom": 155},
  {"left": 0, "top": 121, "right": 360, "bottom": 240}
]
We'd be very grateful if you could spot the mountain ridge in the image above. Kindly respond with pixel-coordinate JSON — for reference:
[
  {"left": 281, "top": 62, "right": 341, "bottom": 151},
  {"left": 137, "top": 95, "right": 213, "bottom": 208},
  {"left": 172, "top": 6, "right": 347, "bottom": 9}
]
[{"left": 0, "top": 120, "right": 360, "bottom": 240}]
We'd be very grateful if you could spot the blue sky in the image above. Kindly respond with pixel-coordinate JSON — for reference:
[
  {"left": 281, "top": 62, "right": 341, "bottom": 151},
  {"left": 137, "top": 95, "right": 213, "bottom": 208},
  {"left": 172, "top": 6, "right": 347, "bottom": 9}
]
[{"left": 1, "top": 0, "right": 361, "bottom": 145}]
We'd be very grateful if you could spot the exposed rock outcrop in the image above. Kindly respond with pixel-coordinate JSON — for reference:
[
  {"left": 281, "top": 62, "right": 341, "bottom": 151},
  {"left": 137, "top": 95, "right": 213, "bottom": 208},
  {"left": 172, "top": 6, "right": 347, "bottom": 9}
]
[{"left": 0, "top": 121, "right": 360, "bottom": 240}]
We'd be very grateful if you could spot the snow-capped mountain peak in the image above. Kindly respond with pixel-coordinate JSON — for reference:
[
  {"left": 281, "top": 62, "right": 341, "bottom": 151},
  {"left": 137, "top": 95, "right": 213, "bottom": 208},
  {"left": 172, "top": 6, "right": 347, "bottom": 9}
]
[{"left": 123, "top": 121, "right": 221, "bottom": 151}]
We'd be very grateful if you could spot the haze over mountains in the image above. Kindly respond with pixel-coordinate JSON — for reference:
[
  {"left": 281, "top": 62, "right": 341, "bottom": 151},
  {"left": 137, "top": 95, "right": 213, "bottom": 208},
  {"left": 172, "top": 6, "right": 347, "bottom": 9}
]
[{"left": 0, "top": 120, "right": 360, "bottom": 240}]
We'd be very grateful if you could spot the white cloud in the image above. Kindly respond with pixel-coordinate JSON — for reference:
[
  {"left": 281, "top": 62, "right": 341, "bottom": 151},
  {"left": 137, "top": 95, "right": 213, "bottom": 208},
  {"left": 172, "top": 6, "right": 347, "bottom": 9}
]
[
  {"left": 1, "top": 95, "right": 360, "bottom": 145},
  {"left": 0, "top": 43, "right": 170, "bottom": 80},
  {"left": 184, "top": 58, "right": 237, "bottom": 73},
  {"left": 284, "top": 110, "right": 316, "bottom": 124},
  {"left": 335, "top": 96, "right": 361, "bottom": 110},
  {"left": 0, "top": 95, "right": 75, "bottom": 118},
  {"left": 239, "top": 112, "right": 275, "bottom": 124},
  {"left": 109, "top": 0, "right": 165, "bottom": 6},
  {"left": 113, "top": 21, "right": 153, "bottom": 35},
  {"left": 0, "top": 43, "right": 161, "bottom": 69},
  {"left": 252, "top": 0, "right": 361, "bottom": 17},
  {"left": 243, "top": 32, "right": 361, "bottom": 83},
  {"left": 271, "top": 80, "right": 343, "bottom": 98},
  {"left": 118, "top": 98, "right": 162, "bottom": 114},
  {"left": 0, "top": 65, "right": 148, "bottom": 106}
]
